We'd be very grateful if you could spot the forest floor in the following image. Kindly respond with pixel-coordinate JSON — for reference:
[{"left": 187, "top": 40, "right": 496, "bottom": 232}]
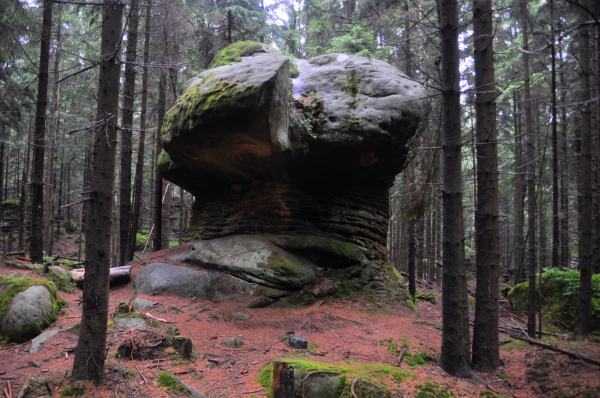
[{"left": 1, "top": 235, "right": 600, "bottom": 398}]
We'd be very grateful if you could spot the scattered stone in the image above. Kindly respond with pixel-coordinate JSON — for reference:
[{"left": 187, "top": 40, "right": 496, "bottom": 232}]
[
  {"left": 130, "top": 297, "right": 155, "bottom": 311},
  {"left": 29, "top": 329, "right": 61, "bottom": 354},
  {"left": 231, "top": 312, "right": 250, "bottom": 320},
  {"left": 113, "top": 317, "right": 147, "bottom": 330},
  {"left": 246, "top": 297, "right": 275, "bottom": 308},
  {"left": 47, "top": 265, "right": 68, "bottom": 275},
  {"left": 222, "top": 337, "right": 244, "bottom": 348},
  {"left": 288, "top": 334, "right": 308, "bottom": 349}
]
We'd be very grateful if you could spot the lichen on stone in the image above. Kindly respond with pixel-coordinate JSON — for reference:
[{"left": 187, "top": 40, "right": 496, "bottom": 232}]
[{"left": 209, "top": 41, "right": 266, "bottom": 68}]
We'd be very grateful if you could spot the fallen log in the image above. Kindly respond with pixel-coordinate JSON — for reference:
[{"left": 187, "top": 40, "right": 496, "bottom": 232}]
[
  {"left": 510, "top": 334, "right": 600, "bottom": 367},
  {"left": 70, "top": 265, "right": 131, "bottom": 285}
]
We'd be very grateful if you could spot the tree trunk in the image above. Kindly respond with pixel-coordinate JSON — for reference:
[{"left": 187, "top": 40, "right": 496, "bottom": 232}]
[
  {"left": 513, "top": 91, "right": 525, "bottom": 283},
  {"left": 572, "top": 0, "right": 593, "bottom": 338},
  {"left": 30, "top": 0, "right": 53, "bottom": 263},
  {"left": 471, "top": 0, "right": 500, "bottom": 371},
  {"left": 153, "top": 70, "right": 166, "bottom": 252},
  {"left": 550, "top": 0, "right": 559, "bottom": 269},
  {"left": 520, "top": 0, "right": 537, "bottom": 339},
  {"left": 437, "top": 0, "right": 472, "bottom": 378},
  {"left": 406, "top": 165, "right": 416, "bottom": 300},
  {"left": 119, "top": 0, "right": 141, "bottom": 266},
  {"left": 126, "top": 0, "right": 151, "bottom": 262},
  {"left": 71, "top": 0, "right": 123, "bottom": 381},
  {"left": 559, "top": 40, "right": 570, "bottom": 269}
]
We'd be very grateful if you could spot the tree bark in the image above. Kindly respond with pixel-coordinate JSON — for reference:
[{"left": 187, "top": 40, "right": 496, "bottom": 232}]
[
  {"left": 471, "top": 0, "right": 500, "bottom": 371},
  {"left": 550, "top": 0, "right": 559, "bottom": 269},
  {"left": 30, "top": 0, "right": 53, "bottom": 263},
  {"left": 437, "top": 0, "right": 472, "bottom": 378},
  {"left": 126, "top": 0, "right": 151, "bottom": 262},
  {"left": 513, "top": 91, "right": 525, "bottom": 283},
  {"left": 520, "top": 0, "right": 537, "bottom": 339},
  {"left": 119, "top": 0, "right": 140, "bottom": 266},
  {"left": 71, "top": 0, "right": 123, "bottom": 381},
  {"left": 572, "top": 0, "right": 593, "bottom": 338}
]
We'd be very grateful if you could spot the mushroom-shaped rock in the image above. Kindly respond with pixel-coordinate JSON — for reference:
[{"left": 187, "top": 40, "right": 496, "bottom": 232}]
[{"left": 159, "top": 42, "right": 427, "bottom": 302}]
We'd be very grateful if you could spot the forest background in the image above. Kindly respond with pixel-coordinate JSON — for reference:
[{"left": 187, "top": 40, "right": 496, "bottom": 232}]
[{"left": 0, "top": 0, "right": 599, "bottom": 383}]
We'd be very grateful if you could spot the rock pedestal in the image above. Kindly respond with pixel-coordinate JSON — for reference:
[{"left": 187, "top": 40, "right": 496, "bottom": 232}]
[{"left": 158, "top": 42, "right": 427, "bottom": 303}]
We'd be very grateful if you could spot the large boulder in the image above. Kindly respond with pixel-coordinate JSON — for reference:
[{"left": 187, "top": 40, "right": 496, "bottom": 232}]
[
  {"left": 135, "top": 262, "right": 268, "bottom": 301},
  {"left": 159, "top": 42, "right": 426, "bottom": 302},
  {"left": 0, "top": 277, "right": 64, "bottom": 343}
]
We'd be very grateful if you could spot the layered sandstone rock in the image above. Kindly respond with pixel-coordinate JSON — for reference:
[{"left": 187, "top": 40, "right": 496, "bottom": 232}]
[{"left": 158, "top": 42, "right": 426, "bottom": 304}]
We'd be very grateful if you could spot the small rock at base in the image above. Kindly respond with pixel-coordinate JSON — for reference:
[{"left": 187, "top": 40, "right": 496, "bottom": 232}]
[
  {"left": 289, "top": 333, "right": 308, "bottom": 349},
  {"left": 222, "top": 337, "right": 244, "bottom": 348},
  {"left": 231, "top": 312, "right": 250, "bottom": 320}
]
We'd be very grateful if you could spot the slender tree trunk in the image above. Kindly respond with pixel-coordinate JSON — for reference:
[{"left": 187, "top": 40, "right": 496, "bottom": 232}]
[
  {"left": 520, "top": 0, "right": 537, "bottom": 339},
  {"left": 30, "top": 0, "right": 53, "bottom": 263},
  {"left": 71, "top": 0, "right": 123, "bottom": 380},
  {"left": 0, "top": 142, "right": 5, "bottom": 203},
  {"left": 559, "top": 39, "right": 570, "bottom": 269},
  {"left": 471, "top": 0, "right": 500, "bottom": 371},
  {"left": 178, "top": 187, "right": 184, "bottom": 244},
  {"left": 513, "top": 91, "right": 525, "bottom": 283},
  {"left": 572, "top": 0, "right": 593, "bottom": 338},
  {"left": 19, "top": 123, "right": 33, "bottom": 251},
  {"left": 153, "top": 7, "right": 169, "bottom": 252},
  {"left": 551, "top": 0, "right": 559, "bottom": 269},
  {"left": 406, "top": 165, "right": 416, "bottom": 300},
  {"left": 126, "top": 0, "right": 151, "bottom": 262},
  {"left": 153, "top": 70, "right": 166, "bottom": 251},
  {"left": 437, "top": 0, "right": 472, "bottom": 378},
  {"left": 119, "top": 0, "right": 140, "bottom": 266}
]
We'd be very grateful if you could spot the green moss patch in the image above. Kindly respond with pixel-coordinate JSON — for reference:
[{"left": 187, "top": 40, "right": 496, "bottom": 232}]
[
  {"left": 157, "top": 371, "right": 187, "bottom": 395},
  {"left": 342, "top": 69, "right": 360, "bottom": 110},
  {"left": 209, "top": 41, "right": 266, "bottom": 68},
  {"left": 257, "top": 358, "right": 412, "bottom": 397},
  {"left": 271, "top": 235, "right": 362, "bottom": 268},
  {"left": 157, "top": 150, "right": 180, "bottom": 173},
  {"left": 507, "top": 268, "right": 600, "bottom": 332},
  {"left": 0, "top": 274, "right": 65, "bottom": 342},
  {"left": 257, "top": 253, "right": 298, "bottom": 277},
  {"left": 162, "top": 78, "right": 258, "bottom": 137}
]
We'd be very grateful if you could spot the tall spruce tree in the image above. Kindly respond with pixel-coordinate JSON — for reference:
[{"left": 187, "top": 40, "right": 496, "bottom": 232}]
[
  {"left": 71, "top": 0, "right": 123, "bottom": 380},
  {"left": 437, "top": 0, "right": 473, "bottom": 378},
  {"left": 472, "top": 0, "right": 500, "bottom": 370}
]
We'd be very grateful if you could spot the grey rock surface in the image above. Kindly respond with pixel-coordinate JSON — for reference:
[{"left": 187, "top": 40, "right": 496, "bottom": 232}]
[
  {"left": 135, "top": 263, "right": 208, "bottom": 298},
  {"left": 29, "top": 329, "right": 61, "bottom": 354},
  {"left": 186, "top": 235, "right": 316, "bottom": 290},
  {"left": 135, "top": 262, "right": 267, "bottom": 301},
  {"left": 288, "top": 333, "right": 308, "bottom": 349},
  {"left": 130, "top": 297, "right": 155, "bottom": 311},
  {"left": 222, "top": 337, "right": 244, "bottom": 348},
  {"left": 1, "top": 285, "right": 54, "bottom": 342},
  {"left": 292, "top": 54, "right": 425, "bottom": 139},
  {"left": 114, "top": 317, "right": 147, "bottom": 330}
]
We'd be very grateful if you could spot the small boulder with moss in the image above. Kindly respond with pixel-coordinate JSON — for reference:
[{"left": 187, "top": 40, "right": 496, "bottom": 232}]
[{"left": 0, "top": 275, "right": 65, "bottom": 343}]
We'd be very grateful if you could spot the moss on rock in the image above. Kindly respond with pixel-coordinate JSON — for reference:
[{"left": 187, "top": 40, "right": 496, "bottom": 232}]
[
  {"left": 0, "top": 274, "right": 65, "bottom": 342},
  {"left": 209, "top": 41, "right": 266, "bottom": 68},
  {"left": 257, "top": 358, "right": 410, "bottom": 397},
  {"left": 162, "top": 78, "right": 258, "bottom": 140},
  {"left": 507, "top": 268, "right": 600, "bottom": 332}
]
